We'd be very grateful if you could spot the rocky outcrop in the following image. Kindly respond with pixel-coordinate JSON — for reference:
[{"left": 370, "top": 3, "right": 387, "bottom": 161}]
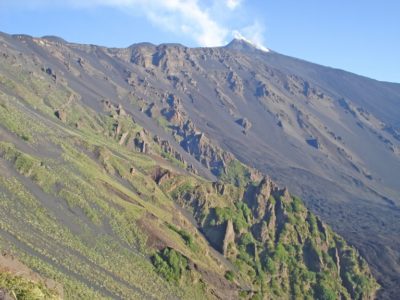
[
  {"left": 54, "top": 109, "right": 67, "bottom": 122},
  {"left": 227, "top": 71, "right": 243, "bottom": 95},
  {"left": 101, "top": 99, "right": 129, "bottom": 119},
  {"left": 383, "top": 125, "right": 400, "bottom": 141},
  {"left": 116, "top": 104, "right": 126, "bottom": 116},
  {"left": 42, "top": 66, "right": 57, "bottom": 81},
  {"left": 113, "top": 122, "right": 122, "bottom": 137},
  {"left": 145, "top": 102, "right": 160, "bottom": 118},
  {"left": 118, "top": 132, "right": 129, "bottom": 145},
  {"left": 246, "top": 176, "right": 287, "bottom": 220},
  {"left": 129, "top": 166, "right": 136, "bottom": 175},
  {"left": 153, "top": 137, "right": 186, "bottom": 165},
  {"left": 165, "top": 174, "right": 378, "bottom": 300},
  {"left": 235, "top": 117, "right": 252, "bottom": 132},
  {"left": 329, "top": 246, "right": 341, "bottom": 275},
  {"left": 130, "top": 45, "right": 155, "bottom": 68},
  {"left": 255, "top": 82, "right": 269, "bottom": 97},
  {"left": 133, "top": 131, "right": 148, "bottom": 153},
  {"left": 215, "top": 88, "right": 237, "bottom": 113},
  {"left": 212, "top": 182, "right": 226, "bottom": 195},
  {"left": 285, "top": 75, "right": 326, "bottom": 101},
  {"left": 152, "top": 167, "right": 172, "bottom": 185},
  {"left": 222, "top": 220, "right": 235, "bottom": 257},
  {"left": 181, "top": 132, "right": 233, "bottom": 175},
  {"left": 306, "top": 137, "right": 320, "bottom": 149},
  {"left": 303, "top": 238, "right": 323, "bottom": 272},
  {"left": 160, "top": 94, "right": 186, "bottom": 125},
  {"left": 161, "top": 106, "right": 184, "bottom": 125}
]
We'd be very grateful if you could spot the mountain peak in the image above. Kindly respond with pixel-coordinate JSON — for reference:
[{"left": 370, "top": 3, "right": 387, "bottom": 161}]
[{"left": 225, "top": 36, "right": 269, "bottom": 53}]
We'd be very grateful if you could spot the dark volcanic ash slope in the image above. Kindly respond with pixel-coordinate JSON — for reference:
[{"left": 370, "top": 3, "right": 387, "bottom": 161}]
[{"left": 0, "top": 32, "right": 399, "bottom": 298}]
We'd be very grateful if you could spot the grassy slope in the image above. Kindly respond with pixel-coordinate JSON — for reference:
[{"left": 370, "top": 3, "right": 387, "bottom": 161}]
[{"left": 0, "top": 56, "right": 234, "bottom": 299}]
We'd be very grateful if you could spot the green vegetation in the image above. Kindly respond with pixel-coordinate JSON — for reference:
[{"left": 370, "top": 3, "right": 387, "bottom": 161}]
[
  {"left": 315, "top": 275, "right": 337, "bottom": 300},
  {"left": 224, "top": 270, "right": 235, "bottom": 282},
  {"left": 213, "top": 205, "right": 249, "bottom": 232},
  {"left": 219, "top": 159, "right": 252, "bottom": 186},
  {"left": 167, "top": 224, "right": 199, "bottom": 252},
  {"left": 0, "top": 271, "right": 59, "bottom": 300},
  {"left": 152, "top": 248, "right": 188, "bottom": 283},
  {"left": 292, "top": 196, "right": 303, "bottom": 213},
  {"left": 165, "top": 175, "right": 379, "bottom": 299}
]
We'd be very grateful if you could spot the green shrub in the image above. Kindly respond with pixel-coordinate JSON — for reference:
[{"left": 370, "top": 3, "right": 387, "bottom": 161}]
[
  {"left": 236, "top": 202, "right": 251, "bottom": 222},
  {"left": 274, "top": 243, "right": 288, "bottom": 262},
  {"left": 224, "top": 270, "right": 235, "bottom": 282},
  {"left": 264, "top": 257, "right": 276, "bottom": 274},
  {"left": 315, "top": 282, "right": 337, "bottom": 300},
  {"left": 240, "top": 232, "right": 253, "bottom": 246},
  {"left": 214, "top": 207, "right": 248, "bottom": 231},
  {"left": 292, "top": 196, "right": 303, "bottom": 213},
  {"left": 152, "top": 248, "right": 188, "bottom": 282},
  {"left": 307, "top": 213, "right": 319, "bottom": 236}
]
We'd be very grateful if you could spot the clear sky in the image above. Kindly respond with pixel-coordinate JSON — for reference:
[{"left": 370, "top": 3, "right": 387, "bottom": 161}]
[{"left": 0, "top": 0, "right": 399, "bottom": 83}]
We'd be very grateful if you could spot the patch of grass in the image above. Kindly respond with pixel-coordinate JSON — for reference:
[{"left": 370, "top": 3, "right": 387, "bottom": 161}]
[
  {"left": 218, "top": 159, "right": 252, "bottom": 186},
  {"left": 0, "top": 271, "right": 60, "bottom": 300},
  {"left": 167, "top": 224, "right": 199, "bottom": 252}
]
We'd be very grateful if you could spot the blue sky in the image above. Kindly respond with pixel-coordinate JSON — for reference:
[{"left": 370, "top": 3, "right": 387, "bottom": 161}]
[{"left": 1, "top": 0, "right": 399, "bottom": 83}]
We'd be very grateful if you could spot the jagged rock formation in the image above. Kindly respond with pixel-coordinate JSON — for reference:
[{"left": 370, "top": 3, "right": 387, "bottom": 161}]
[
  {"left": 222, "top": 220, "right": 235, "bottom": 256},
  {"left": 227, "top": 71, "right": 244, "bottom": 95},
  {"left": 152, "top": 166, "right": 172, "bottom": 185},
  {"left": 181, "top": 132, "right": 233, "bottom": 174},
  {"left": 165, "top": 175, "right": 378, "bottom": 299},
  {"left": 235, "top": 117, "right": 252, "bottom": 133}
]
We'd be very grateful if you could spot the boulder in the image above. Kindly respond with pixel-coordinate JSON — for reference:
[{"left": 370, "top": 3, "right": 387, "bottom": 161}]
[
  {"left": 54, "top": 109, "right": 67, "bottom": 122},
  {"left": 306, "top": 137, "right": 320, "bottom": 149},
  {"left": 235, "top": 117, "right": 252, "bottom": 131},
  {"left": 116, "top": 104, "right": 126, "bottom": 116}
]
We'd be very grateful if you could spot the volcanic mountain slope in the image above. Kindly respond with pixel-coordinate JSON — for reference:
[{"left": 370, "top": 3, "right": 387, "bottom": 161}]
[
  {"left": 0, "top": 43, "right": 379, "bottom": 300},
  {"left": 0, "top": 47, "right": 377, "bottom": 300},
  {"left": 0, "top": 31, "right": 397, "bottom": 298}
]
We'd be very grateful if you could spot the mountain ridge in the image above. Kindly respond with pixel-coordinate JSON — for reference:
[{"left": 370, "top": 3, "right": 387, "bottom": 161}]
[{"left": 5, "top": 30, "right": 399, "bottom": 84}]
